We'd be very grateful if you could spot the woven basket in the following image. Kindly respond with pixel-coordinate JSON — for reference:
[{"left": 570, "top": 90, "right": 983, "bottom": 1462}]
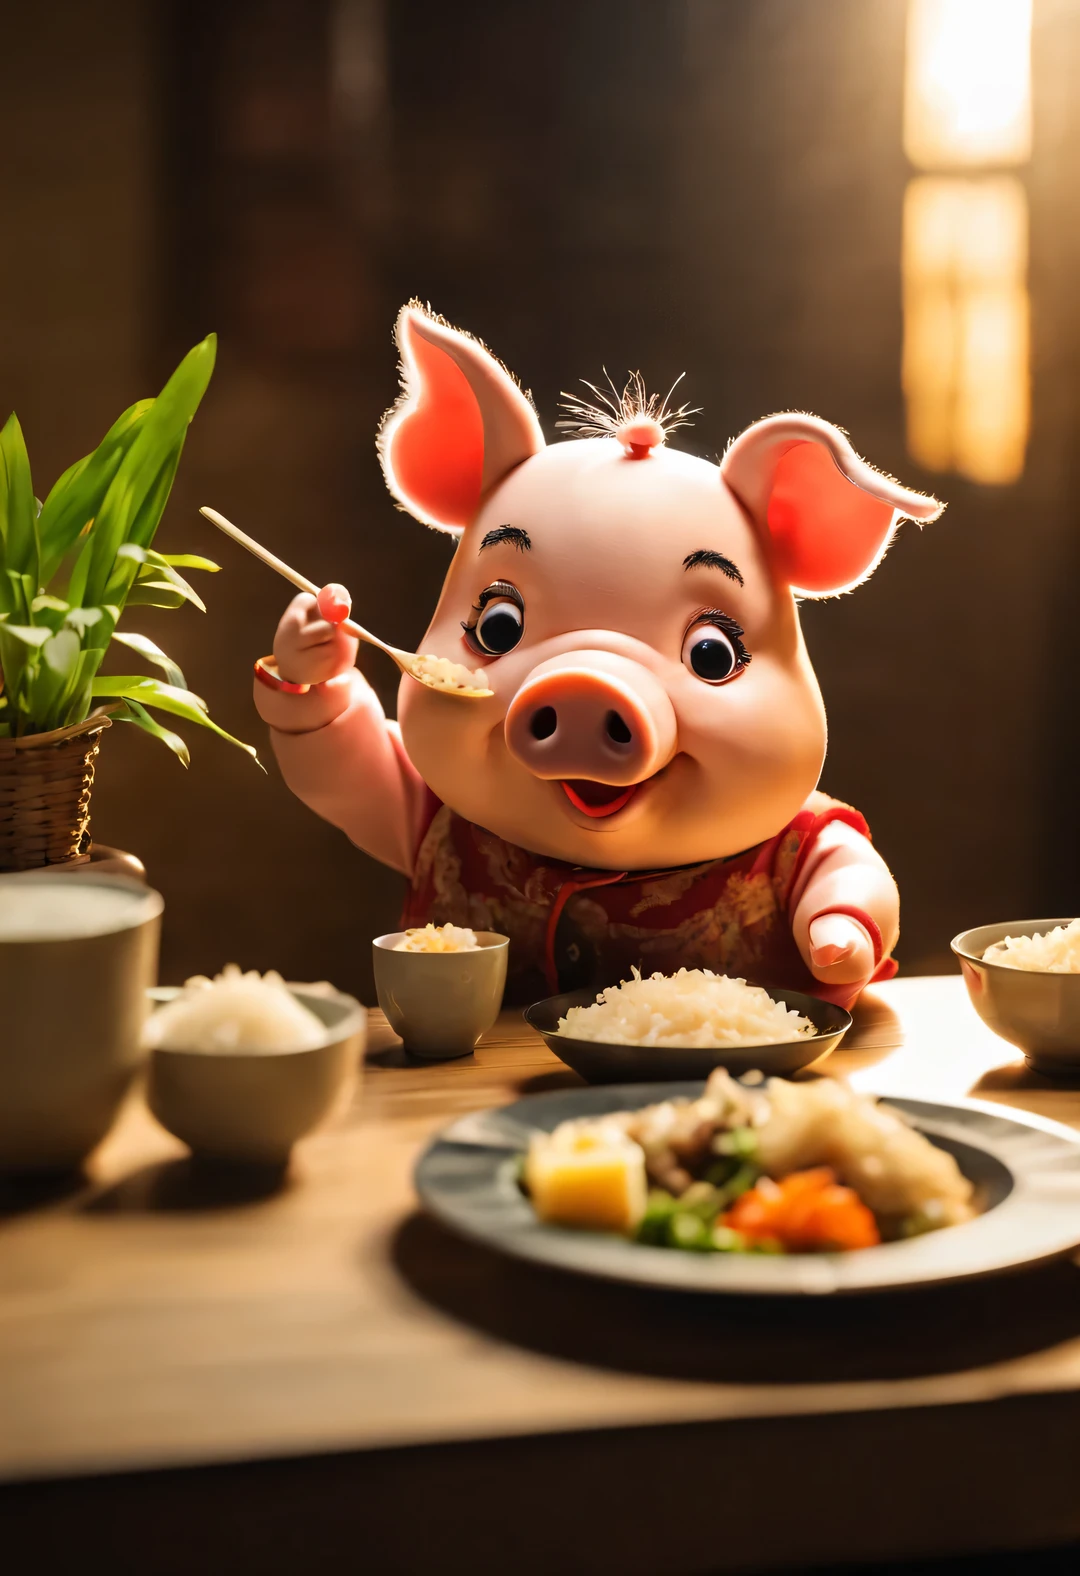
[{"left": 0, "top": 708, "right": 117, "bottom": 872}]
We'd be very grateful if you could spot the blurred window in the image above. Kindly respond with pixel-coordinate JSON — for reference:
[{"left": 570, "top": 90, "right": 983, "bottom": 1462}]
[{"left": 901, "top": 0, "right": 1032, "bottom": 484}]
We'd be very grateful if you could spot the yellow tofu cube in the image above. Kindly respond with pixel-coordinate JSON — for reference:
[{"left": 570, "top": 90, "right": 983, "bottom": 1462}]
[{"left": 525, "top": 1128, "right": 647, "bottom": 1234}]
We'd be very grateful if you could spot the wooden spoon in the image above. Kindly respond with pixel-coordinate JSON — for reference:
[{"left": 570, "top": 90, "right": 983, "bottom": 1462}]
[{"left": 199, "top": 507, "right": 493, "bottom": 699}]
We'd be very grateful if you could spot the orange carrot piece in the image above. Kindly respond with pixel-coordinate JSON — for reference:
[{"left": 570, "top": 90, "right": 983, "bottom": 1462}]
[{"left": 722, "top": 1167, "right": 881, "bottom": 1252}]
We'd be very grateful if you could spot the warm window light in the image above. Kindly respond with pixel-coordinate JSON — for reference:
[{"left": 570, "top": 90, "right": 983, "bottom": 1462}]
[
  {"left": 902, "top": 176, "right": 1029, "bottom": 485},
  {"left": 904, "top": 0, "right": 1032, "bottom": 169}
]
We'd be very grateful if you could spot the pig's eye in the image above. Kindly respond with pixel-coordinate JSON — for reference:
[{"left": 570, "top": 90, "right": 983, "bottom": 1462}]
[
  {"left": 476, "top": 600, "right": 523, "bottom": 653},
  {"left": 463, "top": 582, "right": 524, "bottom": 656},
  {"left": 682, "top": 613, "right": 750, "bottom": 685}
]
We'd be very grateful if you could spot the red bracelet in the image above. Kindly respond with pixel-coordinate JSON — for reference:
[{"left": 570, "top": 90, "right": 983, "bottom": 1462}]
[{"left": 254, "top": 656, "right": 313, "bottom": 695}]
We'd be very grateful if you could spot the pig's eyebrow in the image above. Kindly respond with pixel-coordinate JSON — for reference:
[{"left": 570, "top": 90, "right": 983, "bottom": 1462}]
[
  {"left": 480, "top": 525, "right": 532, "bottom": 553},
  {"left": 683, "top": 548, "right": 744, "bottom": 587}
]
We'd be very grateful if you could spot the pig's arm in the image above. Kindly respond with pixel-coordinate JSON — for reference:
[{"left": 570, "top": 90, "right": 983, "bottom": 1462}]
[
  {"left": 789, "top": 820, "right": 900, "bottom": 991},
  {"left": 253, "top": 587, "right": 429, "bottom": 874},
  {"left": 254, "top": 675, "right": 428, "bottom": 877}
]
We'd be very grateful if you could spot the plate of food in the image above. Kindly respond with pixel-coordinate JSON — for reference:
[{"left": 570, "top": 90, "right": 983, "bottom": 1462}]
[
  {"left": 524, "top": 968, "right": 851, "bottom": 1083},
  {"left": 415, "top": 1071, "right": 1080, "bottom": 1294}
]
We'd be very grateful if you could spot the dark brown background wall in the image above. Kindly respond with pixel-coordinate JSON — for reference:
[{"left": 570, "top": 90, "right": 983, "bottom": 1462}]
[{"left": 3, "top": 0, "right": 1080, "bottom": 1002}]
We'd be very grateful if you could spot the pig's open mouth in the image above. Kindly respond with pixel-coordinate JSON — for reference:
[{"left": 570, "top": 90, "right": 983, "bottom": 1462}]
[{"left": 560, "top": 779, "right": 640, "bottom": 818}]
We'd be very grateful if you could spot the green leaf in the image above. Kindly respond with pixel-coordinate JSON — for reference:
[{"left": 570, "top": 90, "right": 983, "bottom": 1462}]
[
  {"left": 28, "top": 628, "right": 80, "bottom": 733},
  {"left": 0, "top": 623, "right": 51, "bottom": 648},
  {"left": 159, "top": 554, "right": 220, "bottom": 573},
  {"left": 63, "top": 606, "right": 107, "bottom": 634},
  {"left": 110, "top": 629, "right": 186, "bottom": 689},
  {"left": 74, "top": 604, "right": 119, "bottom": 654},
  {"left": 0, "top": 620, "right": 47, "bottom": 734},
  {"left": 61, "top": 604, "right": 120, "bottom": 658},
  {"left": 123, "top": 579, "right": 187, "bottom": 609},
  {"left": 3, "top": 568, "right": 32, "bottom": 623},
  {"left": 90, "top": 675, "right": 261, "bottom": 766},
  {"left": 113, "top": 698, "right": 190, "bottom": 766},
  {"left": 101, "top": 438, "right": 187, "bottom": 606},
  {"left": 59, "top": 646, "right": 106, "bottom": 729},
  {"left": 0, "top": 413, "right": 39, "bottom": 599},
  {"left": 37, "top": 400, "right": 152, "bottom": 586},
  {"left": 82, "top": 337, "right": 216, "bottom": 608},
  {"left": 30, "top": 593, "right": 70, "bottom": 634},
  {"left": 64, "top": 532, "right": 95, "bottom": 608},
  {"left": 113, "top": 546, "right": 206, "bottom": 612},
  {"left": 124, "top": 436, "right": 188, "bottom": 554}
]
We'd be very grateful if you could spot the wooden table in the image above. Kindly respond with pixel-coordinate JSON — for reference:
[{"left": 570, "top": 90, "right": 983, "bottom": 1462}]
[{"left": 4, "top": 977, "right": 1080, "bottom": 1574}]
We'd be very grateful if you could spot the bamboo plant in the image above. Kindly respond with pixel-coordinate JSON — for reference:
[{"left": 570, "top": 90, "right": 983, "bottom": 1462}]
[{"left": 0, "top": 335, "right": 257, "bottom": 766}]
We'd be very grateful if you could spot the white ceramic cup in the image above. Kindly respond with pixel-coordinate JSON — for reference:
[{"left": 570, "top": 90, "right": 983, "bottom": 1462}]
[
  {"left": 0, "top": 872, "right": 163, "bottom": 1171},
  {"left": 372, "top": 931, "right": 509, "bottom": 1059}
]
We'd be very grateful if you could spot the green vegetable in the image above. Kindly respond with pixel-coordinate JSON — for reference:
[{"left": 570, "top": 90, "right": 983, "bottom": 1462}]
[
  {"left": 712, "top": 1162, "right": 761, "bottom": 1212},
  {"left": 678, "top": 1181, "right": 723, "bottom": 1220},
  {"left": 703, "top": 1154, "right": 741, "bottom": 1187},
  {"left": 711, "top": 1225, "right": 750, "bottom": 1253},
  {"left": 898, "top": 1210, "right": 942, "bottom": 1239},
  {"left": 666, "top": 1212, "right": 714, "bottom": 1252},
  {"left": 0, "top": 337, "right": 258, "bottom": 763},
  {"left": 713, "top": 1126, "right": 759, "bottom": 1161},
  {"left": 636, "top": 1189, "right": 680, "bottom": 1244}
]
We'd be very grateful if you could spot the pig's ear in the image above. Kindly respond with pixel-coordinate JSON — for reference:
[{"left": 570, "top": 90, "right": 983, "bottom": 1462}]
[
  {"left": 720, "top": 414, "right": 943, "bottom": 596},
  {"left": 377, "top": 302, "right": 545, "bottom": 534}
]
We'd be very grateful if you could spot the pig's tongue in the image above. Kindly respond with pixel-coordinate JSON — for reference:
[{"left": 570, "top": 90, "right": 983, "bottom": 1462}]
[{"left": 560, "top": 779, "right": 637, "bottom": 818}]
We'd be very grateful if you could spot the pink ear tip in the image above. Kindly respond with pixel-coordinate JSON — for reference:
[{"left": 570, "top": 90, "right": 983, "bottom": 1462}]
[{"left": 616, "top": 416, "right": 665, "bottom": 458}]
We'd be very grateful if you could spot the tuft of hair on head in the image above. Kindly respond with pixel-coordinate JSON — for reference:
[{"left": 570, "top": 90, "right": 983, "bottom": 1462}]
[{"left": 556, "top": 371, "right": 700, "bottom": 459}]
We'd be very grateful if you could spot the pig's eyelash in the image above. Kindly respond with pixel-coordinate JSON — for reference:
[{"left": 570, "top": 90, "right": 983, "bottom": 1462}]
[
  {"left": 689, "top": 608, "right": 753, "bottom": 667},
  {"left": 461, "top": 581, "right": 522, "bottom": 635}
]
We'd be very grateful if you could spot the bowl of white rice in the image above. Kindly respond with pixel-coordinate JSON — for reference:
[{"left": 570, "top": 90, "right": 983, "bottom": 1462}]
[
  {"left": 953, "top": 919, "right": 1080, "bottom": 1074},
  {"left": 146, "top": 967, "right": 366, "bottom": 1164},
  {"left": 524, "top": 968, "right": 852, "bottom": 1084},
  {"left": 373, "top": 927, "right": 509, "bottom": 1060}
]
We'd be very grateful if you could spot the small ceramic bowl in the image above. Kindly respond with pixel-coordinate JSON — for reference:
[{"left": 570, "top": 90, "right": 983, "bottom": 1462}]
[
  {"left": 372, "top": 931, "right": 509, "bottom": 1059},
  {"left": 146, "top": 984, "right": 366, "bottom": 1163},
  {"left": 952, "top": 919, "right": 1080, "bottom": 1075},
  {"left": 525, "top": 985, "right": 851, "bottom": 1084}
]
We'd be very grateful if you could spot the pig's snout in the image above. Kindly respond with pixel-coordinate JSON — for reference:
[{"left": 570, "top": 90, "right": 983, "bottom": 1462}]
[{"left": 504, "top": 654, "right": 677, "bottom": 786}]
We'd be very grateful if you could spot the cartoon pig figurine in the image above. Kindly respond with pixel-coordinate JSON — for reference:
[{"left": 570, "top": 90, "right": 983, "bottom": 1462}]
[{"left": 254, "top": 304, "right": 942, "bottom": 1009}]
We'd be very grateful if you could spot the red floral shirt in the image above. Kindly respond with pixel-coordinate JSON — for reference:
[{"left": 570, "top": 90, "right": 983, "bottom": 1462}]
[{"left": 403, "top": 791, "right": 896, "bottom": 1005}]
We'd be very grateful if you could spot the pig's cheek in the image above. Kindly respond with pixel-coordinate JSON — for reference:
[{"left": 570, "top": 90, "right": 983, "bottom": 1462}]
[
  {"left": 398, "top": 682, "right": 508, "bottom": 802},
  {"left": 672, "top": 667, "right": 826, "bottom": 808}
]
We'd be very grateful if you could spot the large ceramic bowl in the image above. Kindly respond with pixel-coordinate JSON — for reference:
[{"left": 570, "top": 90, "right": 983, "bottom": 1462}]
[
  {"left": 373, "top": 931, "right": 509, "bottom": 1060},
  {"left": 952, "top": 919, "right": 1080, "bottom": 1075},
  {"left": 147, "top": 984, "right": 366, "bottom": 1164},
  {"left": 0, "top": 872, "right": 163, "bottom": 1173},
  {"left": 524, "top": 985, "right": 851, "bottom": 1084}
]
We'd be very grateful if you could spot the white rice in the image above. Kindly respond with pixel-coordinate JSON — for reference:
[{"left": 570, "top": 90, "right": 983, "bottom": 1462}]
[
  {"left": 414, "top": 654, "right": 490, "bottom": 695},
  {"left": 394, "top": 922, "right": 481, "bottom": 953},
  {"left": 983, "top": 920, "right": 1080, "bottom": 973},
  {"left": 145, "top": 964, "right": 325, "bottom": 1053},
  {"left": 557, "top": 968, "right": 815, "bottom": 1048}
]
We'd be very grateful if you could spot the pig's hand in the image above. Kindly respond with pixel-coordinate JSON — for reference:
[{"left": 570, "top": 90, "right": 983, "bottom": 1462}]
[
  {"left": 273, "top": 584, "right": 358, "bottom": 687},
  {"left": 807, "top": 913, "right": 875, "bottom": 985},
  {"left": 790, "top": 819, "right": 900, "bottom": 1000}
]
